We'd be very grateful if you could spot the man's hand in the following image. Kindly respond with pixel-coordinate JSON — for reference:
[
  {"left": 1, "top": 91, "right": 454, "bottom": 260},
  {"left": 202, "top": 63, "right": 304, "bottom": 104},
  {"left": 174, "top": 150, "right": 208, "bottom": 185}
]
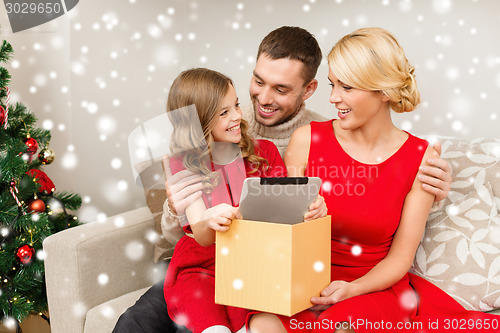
[
  {"left": 163, "top": 156, "right": 204, "bottom": 216},
  {"left": 418, "top": 142, "right": 452, "bottom": 202}
]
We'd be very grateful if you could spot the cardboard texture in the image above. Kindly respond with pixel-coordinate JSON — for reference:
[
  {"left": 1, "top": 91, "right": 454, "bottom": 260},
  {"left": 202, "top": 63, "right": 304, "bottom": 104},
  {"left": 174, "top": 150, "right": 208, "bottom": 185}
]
[{"left": 215, "top": 216, "right": 331, "bottom": 316}]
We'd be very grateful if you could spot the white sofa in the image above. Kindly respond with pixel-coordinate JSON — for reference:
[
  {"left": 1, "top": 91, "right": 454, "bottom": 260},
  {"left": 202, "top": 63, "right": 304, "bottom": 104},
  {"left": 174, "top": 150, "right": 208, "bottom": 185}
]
[
  {"left": 43, "top": 206, "right": 166, "bottom": 333},
  {"left": 43, "top": 136, "right": 500, "bottom": 333}
]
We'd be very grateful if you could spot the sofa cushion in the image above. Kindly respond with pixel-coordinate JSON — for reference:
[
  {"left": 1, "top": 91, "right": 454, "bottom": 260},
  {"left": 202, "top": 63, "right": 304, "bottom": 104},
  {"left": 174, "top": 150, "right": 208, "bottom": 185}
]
[
  {"left": 136, "top": 159, "right": 176, "bottom": 263},
  {"left": 488, "top": 308, "right": 500, "bottom": 316},
  {"left": 412, "top": 137, "right": 500, "bottom": 311},
  {"left": 84, "top": 287, "right": 150, "bottom": 333}
]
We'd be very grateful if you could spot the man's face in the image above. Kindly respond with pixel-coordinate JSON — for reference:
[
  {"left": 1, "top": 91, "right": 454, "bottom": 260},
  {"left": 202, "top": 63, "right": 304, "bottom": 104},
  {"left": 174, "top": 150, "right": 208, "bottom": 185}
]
[{"left": 250, "top": 54, "right": 309, "bottom": 127}]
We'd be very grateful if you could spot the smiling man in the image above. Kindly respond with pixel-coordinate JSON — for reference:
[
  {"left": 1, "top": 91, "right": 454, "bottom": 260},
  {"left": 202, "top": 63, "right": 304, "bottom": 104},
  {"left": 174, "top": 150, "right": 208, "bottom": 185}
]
[{"left": 243, "top": 26, "right": 327, "bottom": 157}]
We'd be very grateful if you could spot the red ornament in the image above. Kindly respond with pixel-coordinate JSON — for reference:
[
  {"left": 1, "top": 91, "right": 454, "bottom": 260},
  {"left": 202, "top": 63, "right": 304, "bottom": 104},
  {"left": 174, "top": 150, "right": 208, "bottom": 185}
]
[
  {"left": 16, "top": 244, "right": 35, "bottom": 264},
  {"left": 24, "top": 137, "right": 39, "bottom": 155},
  {"left": 28, "top": 199, "right": 46, "bottom": 213},
  {"left": 0, "top": 105, "right": 5, "bottom": 126},
  {"left": 27, "top": 169, "right": 56, "bottom": 194}
]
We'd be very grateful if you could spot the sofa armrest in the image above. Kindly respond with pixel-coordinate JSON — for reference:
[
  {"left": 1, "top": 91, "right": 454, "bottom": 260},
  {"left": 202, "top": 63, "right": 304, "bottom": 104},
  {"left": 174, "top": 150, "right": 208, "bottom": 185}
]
[{"left": 43, "top": 206, "right": 166, "bottom": 333}]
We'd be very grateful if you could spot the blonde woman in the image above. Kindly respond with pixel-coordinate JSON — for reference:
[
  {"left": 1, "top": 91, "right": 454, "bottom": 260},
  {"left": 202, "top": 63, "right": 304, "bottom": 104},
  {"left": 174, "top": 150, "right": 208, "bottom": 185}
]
[
  {"left": 163, "top": 68, "right": 326, "bottom": 333},
  {"left": 249, "top": 28, "right": 497, "bottom": 333}
]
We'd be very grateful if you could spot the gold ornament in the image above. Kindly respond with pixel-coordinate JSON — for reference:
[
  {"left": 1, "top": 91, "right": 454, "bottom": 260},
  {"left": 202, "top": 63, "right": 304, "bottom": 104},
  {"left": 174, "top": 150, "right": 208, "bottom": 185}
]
[{"left": 38, "top": 147, "right": 55, "bottom": 165}]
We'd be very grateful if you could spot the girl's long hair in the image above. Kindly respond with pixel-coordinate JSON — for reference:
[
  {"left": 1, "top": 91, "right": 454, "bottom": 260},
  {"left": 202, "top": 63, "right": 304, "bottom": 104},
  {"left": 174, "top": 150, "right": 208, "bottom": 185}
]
[{"left": 166, "top": 68, "right": 267, "bottom": 191}]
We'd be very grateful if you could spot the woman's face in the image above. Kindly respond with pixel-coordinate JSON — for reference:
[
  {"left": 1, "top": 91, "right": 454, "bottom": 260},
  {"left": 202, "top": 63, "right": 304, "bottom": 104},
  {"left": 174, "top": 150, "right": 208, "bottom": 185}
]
[
  {"left": 211, "top": 83, "right": 242, "bottom": 143},
  {"left": 327, "top": 66, "right": 389, "bottom": 130}
]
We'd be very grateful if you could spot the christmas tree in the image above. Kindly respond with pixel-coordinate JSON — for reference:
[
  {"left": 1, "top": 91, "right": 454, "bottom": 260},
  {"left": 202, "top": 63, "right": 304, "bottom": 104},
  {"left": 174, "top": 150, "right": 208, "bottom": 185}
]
[{"left": 0, "top": 38, "right": 82, "bottom": 331}]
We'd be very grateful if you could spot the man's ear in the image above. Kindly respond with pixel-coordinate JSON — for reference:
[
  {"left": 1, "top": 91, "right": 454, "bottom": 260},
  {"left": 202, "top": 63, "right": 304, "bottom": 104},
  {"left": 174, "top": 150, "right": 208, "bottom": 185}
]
[{"left": 302, "top": 79, "right": 318, "bottom": 101}]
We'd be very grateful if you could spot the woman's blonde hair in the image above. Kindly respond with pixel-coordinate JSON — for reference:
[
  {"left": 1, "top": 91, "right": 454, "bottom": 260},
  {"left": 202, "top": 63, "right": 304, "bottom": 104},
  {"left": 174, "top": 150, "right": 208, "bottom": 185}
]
[
  {"left": 166, "top": 68, "right": 267, "bottom": 191},
  {"left": 327, "top": 27, "right": 420, "bottom": 113}
]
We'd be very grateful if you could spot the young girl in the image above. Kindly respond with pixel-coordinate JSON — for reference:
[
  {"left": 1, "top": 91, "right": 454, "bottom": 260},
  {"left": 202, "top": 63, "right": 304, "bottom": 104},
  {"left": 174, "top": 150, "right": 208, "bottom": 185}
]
[
  {"left": 163, "top": 68, "right": 326, "bottom": 333},
  {"left": 249, "top": 28, "right": 499, "bottom": 333}
]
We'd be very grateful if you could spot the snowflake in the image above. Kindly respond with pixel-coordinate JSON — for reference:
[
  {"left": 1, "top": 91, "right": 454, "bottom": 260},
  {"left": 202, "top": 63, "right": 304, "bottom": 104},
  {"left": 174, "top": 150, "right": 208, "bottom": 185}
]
[
  {"left": 147, "top": 24, "right": 162, "bottom": 39},
  {"left": 98, "top": 273, "right": 109, "bottom": 285},
  {"left": 351, "top": 245, "right": 362, "bottom": 256},
  {"left": 125, "top": 241, "right": 145, "bottom": 260},
  {"left": 232, "top": 278, "right": 244, "bottom": 290},
  {"left": 433, "top": 0, "right": 452, "bottom": 14},
  {"left": 313, "top": 261, "right": 325, "bottom": 272},
  {"left": 220, "top": 246, "right": 229, "bottom": 256},
  {"left": 114, "top": 216, "right": 125, "bottom": 227}
]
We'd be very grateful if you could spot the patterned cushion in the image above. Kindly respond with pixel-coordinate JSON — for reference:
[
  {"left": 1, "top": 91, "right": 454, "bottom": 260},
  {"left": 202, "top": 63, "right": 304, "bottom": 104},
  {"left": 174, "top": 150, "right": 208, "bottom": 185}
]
[{"left": 412, "top": 137, "right": 500, "bottom": 311}]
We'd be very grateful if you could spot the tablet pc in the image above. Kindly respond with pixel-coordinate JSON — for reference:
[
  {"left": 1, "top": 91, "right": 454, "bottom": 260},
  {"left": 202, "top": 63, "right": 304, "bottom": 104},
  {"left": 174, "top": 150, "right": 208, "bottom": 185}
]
[{"left": 238, "top": 177, "right": 322, "bottom": 224}]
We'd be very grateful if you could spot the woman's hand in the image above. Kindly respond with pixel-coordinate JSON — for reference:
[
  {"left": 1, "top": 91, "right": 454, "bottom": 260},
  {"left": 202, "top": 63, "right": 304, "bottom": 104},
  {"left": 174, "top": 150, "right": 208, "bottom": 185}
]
[
  {"left": 309, "top": 280, "right": 358, "bottom": 311},
  {"left": 200, "top": 203, "right": 242, "bottom": 232},
  {"left": 304, "top": 195, "right": 327, "bottom": 221}
]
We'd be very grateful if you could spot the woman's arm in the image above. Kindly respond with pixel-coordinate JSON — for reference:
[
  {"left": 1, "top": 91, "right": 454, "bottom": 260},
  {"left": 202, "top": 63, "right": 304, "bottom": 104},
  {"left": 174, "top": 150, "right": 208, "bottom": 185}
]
[
  {"left": 284, "top": 125, "right": 327, "bottom": 221},
  {"left": 311, "top": 145, "right": 439, "bottom": 305},
  {"left": 284, "top": 124, "right": 311, "bottom": 177}
]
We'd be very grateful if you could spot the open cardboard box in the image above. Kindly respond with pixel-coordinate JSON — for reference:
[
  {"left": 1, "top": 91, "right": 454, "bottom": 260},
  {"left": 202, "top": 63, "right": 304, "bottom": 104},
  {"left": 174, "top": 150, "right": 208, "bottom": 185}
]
[{"left": 215, "top": 216, "right": 331, "bottom": 316}]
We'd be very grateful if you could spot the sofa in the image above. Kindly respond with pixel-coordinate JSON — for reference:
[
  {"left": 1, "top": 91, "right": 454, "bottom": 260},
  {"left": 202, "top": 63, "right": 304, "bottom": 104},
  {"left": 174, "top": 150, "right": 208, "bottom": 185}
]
[{"left": 43, "top": 136, "right": 500, "bottom": 333}]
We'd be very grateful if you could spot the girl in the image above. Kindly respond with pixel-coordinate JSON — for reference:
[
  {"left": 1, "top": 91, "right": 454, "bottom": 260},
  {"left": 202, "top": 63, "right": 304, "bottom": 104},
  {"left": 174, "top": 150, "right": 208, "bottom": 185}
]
[
  {"left": 163, "top": 68, "right": 326, "bottom": 333},
  {"left": 249, "top": 28, "right": 498, "bottom": 333}
]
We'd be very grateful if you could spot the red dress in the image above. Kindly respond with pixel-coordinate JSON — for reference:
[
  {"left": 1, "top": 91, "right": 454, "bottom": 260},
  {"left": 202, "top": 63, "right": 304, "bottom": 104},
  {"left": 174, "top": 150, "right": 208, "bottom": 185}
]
[
  {"left": 164, "top": 140, "right": 286, "bottom": 333},
  {"left": 275, "top": 120, "right": 499, "bottom": 332}
]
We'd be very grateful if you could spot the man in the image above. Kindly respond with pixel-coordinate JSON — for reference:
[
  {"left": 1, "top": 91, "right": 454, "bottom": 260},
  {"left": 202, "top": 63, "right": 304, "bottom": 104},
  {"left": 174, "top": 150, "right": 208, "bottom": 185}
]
[
  {"left": 113, "top": 26, "right": 451, "bottom": 333},
  {"left": 243, "top": 26, "right": 326, "bottom": 157}
]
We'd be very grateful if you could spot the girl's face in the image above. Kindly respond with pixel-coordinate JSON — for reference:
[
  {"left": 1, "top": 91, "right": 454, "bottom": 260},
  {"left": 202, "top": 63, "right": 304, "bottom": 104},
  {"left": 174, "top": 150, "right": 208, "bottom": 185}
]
[
  {"left": 211, "top": 83, "right": 242, "bottom": 143},
  {"left": 327, "top": 66, "right": 389, "bottom": 130}
]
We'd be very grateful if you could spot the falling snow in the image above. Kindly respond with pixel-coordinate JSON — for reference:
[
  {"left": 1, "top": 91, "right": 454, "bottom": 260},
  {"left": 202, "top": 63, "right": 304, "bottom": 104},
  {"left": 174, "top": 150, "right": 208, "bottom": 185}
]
[
  {"left": 98, "top": 273, "right": 109, "bottom": 285},
  {"left": 313, "top": 261, "right": 325, "bottom": 272},
  {"left": 232, "top": 279, "right": 244, "bottom": 290},
  {"left": 0, "top": 0, "right": 497, "bottom": 243}
]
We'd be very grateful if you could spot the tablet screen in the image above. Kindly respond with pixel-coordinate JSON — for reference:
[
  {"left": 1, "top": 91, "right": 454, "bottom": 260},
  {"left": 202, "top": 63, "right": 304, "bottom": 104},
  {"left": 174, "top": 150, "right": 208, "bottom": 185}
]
[{"left": 238, "top": 177, "right": 321, "bottom": 224}]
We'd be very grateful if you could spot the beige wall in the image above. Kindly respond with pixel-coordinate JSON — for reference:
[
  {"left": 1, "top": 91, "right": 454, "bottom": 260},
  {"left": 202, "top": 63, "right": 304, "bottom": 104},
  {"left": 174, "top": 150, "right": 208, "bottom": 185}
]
[{"left": 1, "top": 0, "right": 499, "bottom": 221}]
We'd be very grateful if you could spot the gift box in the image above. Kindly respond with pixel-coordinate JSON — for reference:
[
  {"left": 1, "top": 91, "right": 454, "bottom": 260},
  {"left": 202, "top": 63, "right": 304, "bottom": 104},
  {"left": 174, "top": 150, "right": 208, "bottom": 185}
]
[{"left": 215, "top": 216, "right": 331, "bottom": 316}]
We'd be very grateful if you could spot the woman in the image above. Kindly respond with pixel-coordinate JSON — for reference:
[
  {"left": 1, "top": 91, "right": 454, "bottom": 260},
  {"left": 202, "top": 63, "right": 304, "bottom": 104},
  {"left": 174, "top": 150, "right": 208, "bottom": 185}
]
[{"left": 249, "top": 27, "right": 498, "bottom": 333}]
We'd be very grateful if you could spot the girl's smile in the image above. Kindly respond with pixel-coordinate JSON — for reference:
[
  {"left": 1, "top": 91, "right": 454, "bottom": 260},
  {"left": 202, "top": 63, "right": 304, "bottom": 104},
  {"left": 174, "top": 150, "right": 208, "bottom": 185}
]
[{"left": 211, "top": 83, "right": 242, "bottom": 144}]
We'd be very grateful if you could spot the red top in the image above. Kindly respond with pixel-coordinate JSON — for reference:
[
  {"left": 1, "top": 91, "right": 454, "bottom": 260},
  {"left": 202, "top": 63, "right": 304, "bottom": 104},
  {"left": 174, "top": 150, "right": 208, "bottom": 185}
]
[
  {"left": 165, "top": 139, "right": 286, "bottom": 332},
  {"left": 294, "top": 121, "right": 498, "bottom": 332},
  {"left": 306, "top": 120, "right": 428, "bottom": 281},
  {"left": 165, "top": 139, "right": 286, "bottom": 279},
  {"left": 169, "top": 139, "right": 286, "bottom": 233}
]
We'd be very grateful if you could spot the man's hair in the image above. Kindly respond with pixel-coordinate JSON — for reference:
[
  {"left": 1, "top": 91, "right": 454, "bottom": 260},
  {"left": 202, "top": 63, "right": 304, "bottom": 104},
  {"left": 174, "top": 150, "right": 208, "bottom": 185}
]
[{"left": 257, "top": 26, "right": 322, "bottom": 84}]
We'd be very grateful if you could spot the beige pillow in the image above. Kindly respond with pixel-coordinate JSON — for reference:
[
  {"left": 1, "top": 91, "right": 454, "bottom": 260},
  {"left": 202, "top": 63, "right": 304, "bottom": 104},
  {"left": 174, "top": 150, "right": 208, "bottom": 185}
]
[
  {"left": 412, "top": 137, "right": 500, "bottom": 311},
  {"left": 136, "top": 159, "right": 176, "bottom": 263}
]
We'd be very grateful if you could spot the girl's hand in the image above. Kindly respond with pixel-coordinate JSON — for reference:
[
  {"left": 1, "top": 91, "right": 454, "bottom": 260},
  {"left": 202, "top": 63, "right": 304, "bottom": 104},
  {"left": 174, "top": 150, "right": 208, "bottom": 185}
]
[
  {"left": 309, "top": 280, "right": 358, "bottom": 311},
  {"left": 201, "top": 203, "right": 242, "bottom": 232},
  {"left": 304, "top": 195, "right": 327, "bottom": 221}
]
